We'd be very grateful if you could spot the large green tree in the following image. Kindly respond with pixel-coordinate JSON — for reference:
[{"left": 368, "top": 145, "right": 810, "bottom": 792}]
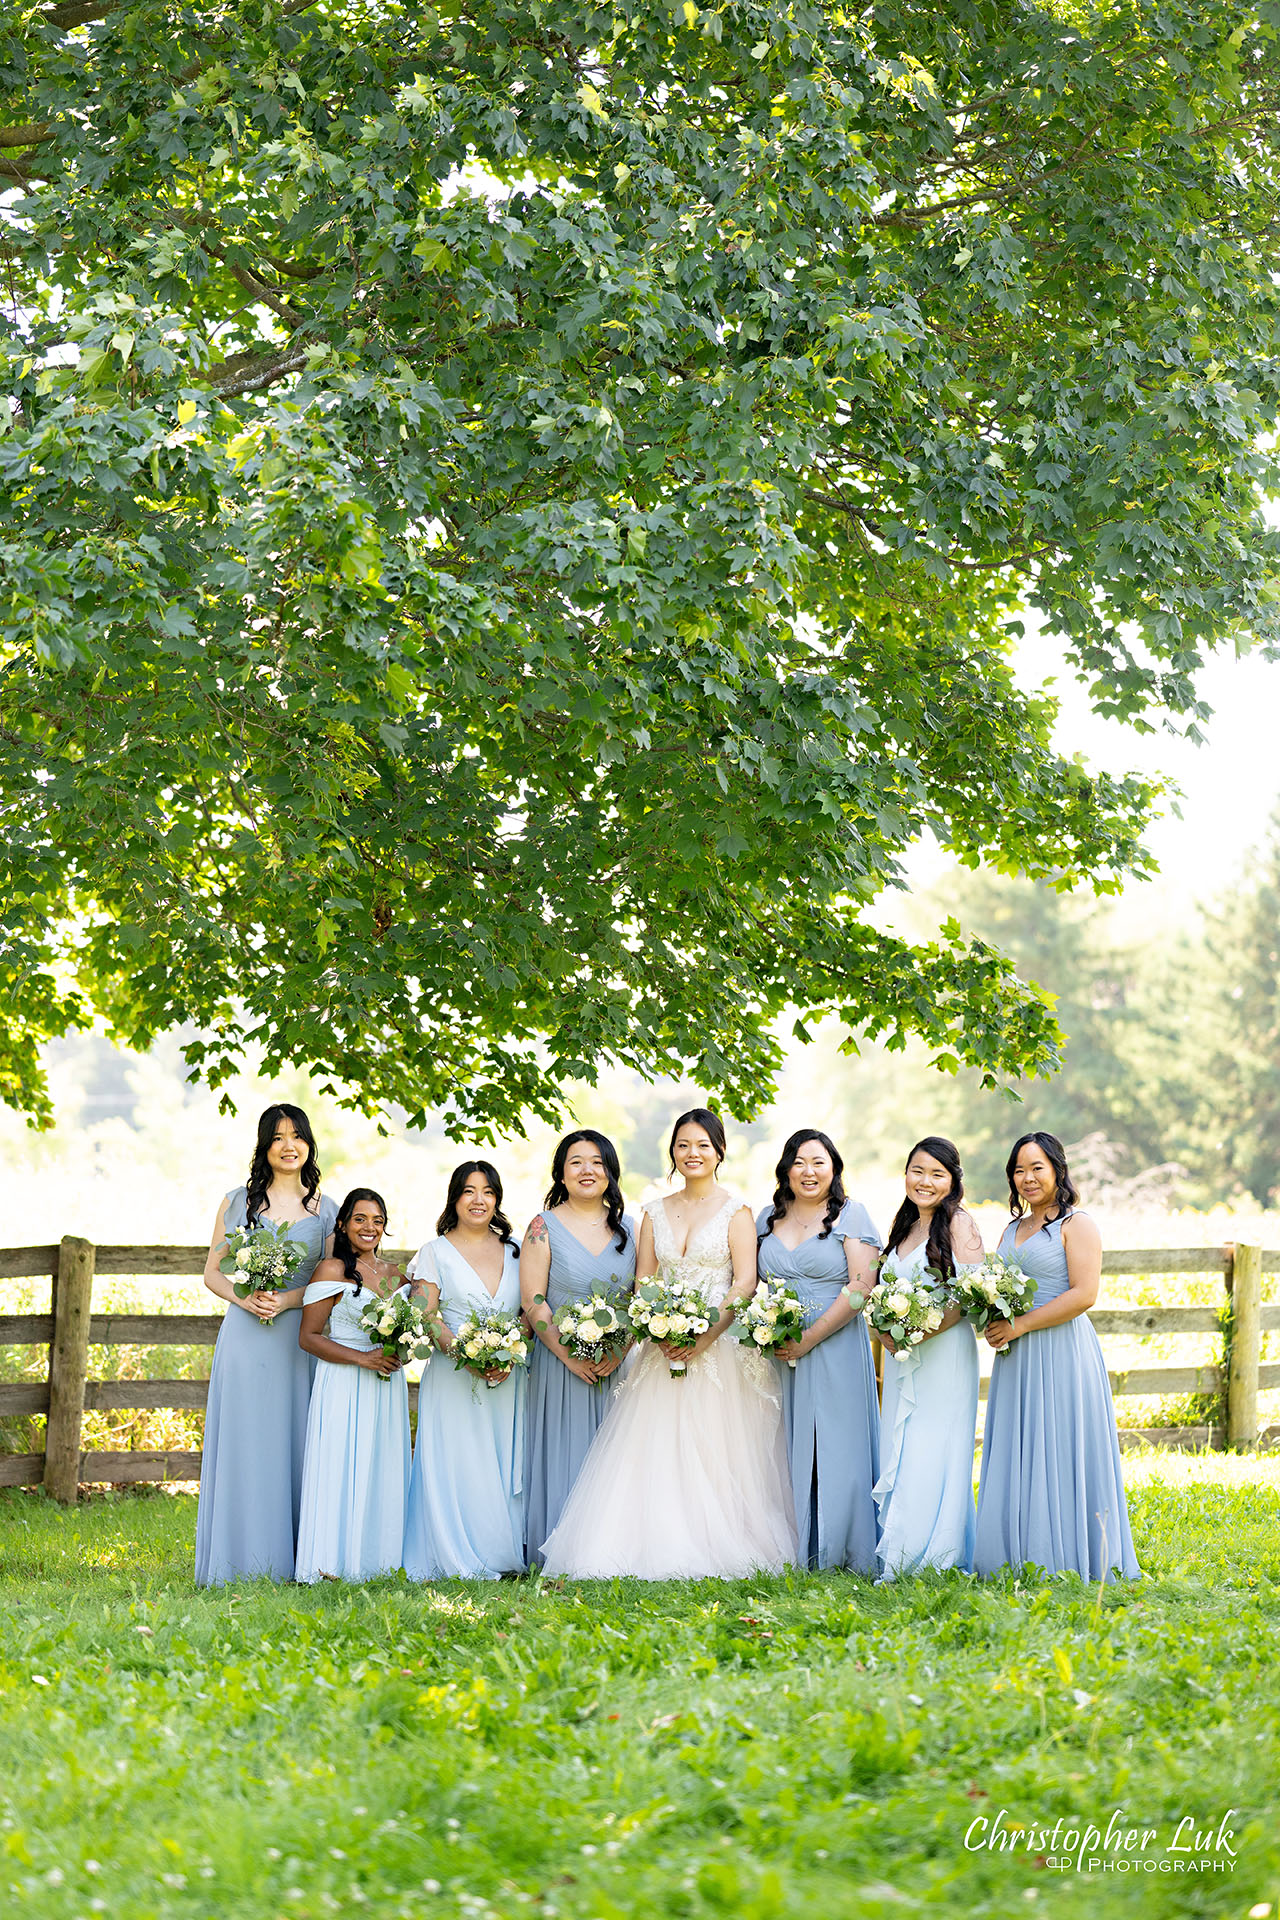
[{"left": 2, "top": 0, "right": 1279, "bottom": 1135}]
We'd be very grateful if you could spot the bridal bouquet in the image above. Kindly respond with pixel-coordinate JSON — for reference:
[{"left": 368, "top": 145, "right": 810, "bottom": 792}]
[
  {"left": 545, "top": 1289, "right": 632, "bottom": 1366},
  {"left": 629, "top": 1268, "right": 719, "bottom": 1378},
  {"left": 865, "top": 1268, "right": 949, "bottom": 1359},
  {"left": 358, "top": 1290, "right": 433, "bottom": 1380},
  {"left": 218, "top": 1221, "right": 309, "bottom": 1328},
  {"left": 735, "top": 1276, "right": 806, "bottom": 1367},
  {"left": 451, "top": 1306, "right": 530, "bottom": 1387},
  {"left": 947, "top": 1254, "right": 1036, "bottom": 1355}
]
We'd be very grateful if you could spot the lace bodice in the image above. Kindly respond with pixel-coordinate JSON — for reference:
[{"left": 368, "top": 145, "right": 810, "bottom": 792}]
[
  {"left": 645, "top": 1193, "right": 742, "bottom": 1306},
  {"left": 302, "top": 1277, "right": 410, "bottom": 1352}
]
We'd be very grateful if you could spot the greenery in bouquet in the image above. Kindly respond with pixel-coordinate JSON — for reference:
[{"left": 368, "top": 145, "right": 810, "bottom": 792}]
[
  {"left": 947, "top": 1255, "right": 1037, "bottom": 1354},
  {"left": 217, "top": 1222, "right": 308, "bottom": 1328},
  {"left": 735, "top": 1276, "right": 806, "bottom": 1367},
  {"left": 541, "top": 1289, "right": 632, "bottom": 1365},
  {"left": 357, "top": 1290, "right": 432, "bottom": 1380},
  {"left": 629, "top": 1268, "right": 719, "bottom": 1378},
  {"left": 865, "top": 1267, "right": 950, "bottom": 1359},
  {"left": 452, "top": 1307, "right": 530, "bottom": 1388}
]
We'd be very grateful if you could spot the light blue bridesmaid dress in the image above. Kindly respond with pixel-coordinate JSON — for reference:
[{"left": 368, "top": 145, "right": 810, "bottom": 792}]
[
  {"left": 874, "top": 1242, "right": 979, "bottom": 1577},
  {"left": 194, "top": 1186, "right": 337, "bottom": 1586},
  {"left": 294, "top": 1277, "right": 412, "bottom": 1583},
  {"left": 403, "top": 1237, "right": 526, "bottom": 1580},
  {"left": 524, "top": 1209, "right": 636, "bottom": 1568},
  {"left": 756, "top": 1198, "right": 881, "bottom": 1573},
  {"left": 974, "top": 1214, "right": 1140, "bottom": 1580}
]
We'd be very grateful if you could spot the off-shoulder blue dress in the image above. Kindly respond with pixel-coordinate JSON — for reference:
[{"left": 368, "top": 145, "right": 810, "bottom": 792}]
[
  {"left": 974, "top": 1214, "right": 1140, "bottom": 1580},
  {"left": 403, "top": 1238, "right": 526, "bottom": 1580},
  {"left": 194, "top": 1187, "right": 336, "bottom": 1586},
  {"left": 756, "top": 1198, "right": 882, "bottom": 1573},
  {"left": 524, "top": 1210, "right": 636, "bottom": 1568}
]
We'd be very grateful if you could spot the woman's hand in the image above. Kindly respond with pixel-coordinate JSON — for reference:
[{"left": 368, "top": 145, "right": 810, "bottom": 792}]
[
  {"left": 776, "top": 1333, "right": 812, "bottom": 1364},
  {"left": 244, "top": 1290, "right": 282, "bottom": 1322},
  {"left": 561, "top": 1353, "right": 599, "bottom": 1385},
  {"left": 361, "top": 1348, "right": 402, "bottom": 1376},
  {"left": 592, "top": 1348, "right": 627, "bottom": 1378},
  {"left": 481, "top": 1365, "right": 513, "bottom": 1386},
  {"left": 985, "top": 1316, "right": 1017, "bottom": 1351}
]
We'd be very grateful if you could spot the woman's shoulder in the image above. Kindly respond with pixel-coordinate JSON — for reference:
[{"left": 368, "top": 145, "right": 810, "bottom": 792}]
[
  {"left": 834, "top": 1197, "right": 882, "bottom": 1245},
  {"left": 312, "top": 1190, "right": 339, "bottom": 1219},
  {"left": 303, "top": 1257, "right": 350, "bottom": 1303},
  {"left": 754, "top": 1203, "right": 775, "bottom": 1234}
]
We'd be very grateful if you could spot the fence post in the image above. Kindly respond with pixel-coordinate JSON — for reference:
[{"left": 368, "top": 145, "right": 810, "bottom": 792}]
[
  {"left": 1226, "top": 1241, "right": 1262, "bottom": 1450},
  {"left": 43, "top": 1236, "right": 95, "bottom": 1503}
]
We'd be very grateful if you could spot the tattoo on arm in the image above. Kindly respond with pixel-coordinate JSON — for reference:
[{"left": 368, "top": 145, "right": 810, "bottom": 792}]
[{"left": 524, "top": 1215, "right": 548, "bottom": 1247}]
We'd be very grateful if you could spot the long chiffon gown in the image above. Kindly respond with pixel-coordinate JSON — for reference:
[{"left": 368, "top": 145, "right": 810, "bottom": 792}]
[
  {"left": 756, "top": 1199, "right": 882, "bottom": 1572},
  {"left": 403, "top": 1238, "right": 526, "bottom": 1580},
  {"left": 294, "top": 1278, "right": 412, "bottom": 1583},
  {"left": 874, "top": 1242, "right": 979, "bottom": 1576},
  {"left": 974, "top": 1214, "right": 1140, "bottom": 1581},
  {"left": 541, "top": 1195, "right": 798, "bottom": 1579},
  {"left": 194, "top": 1187, "right": 337, "bottom": 1586},
  {"left": 524, "top": 1209, "right": 636, "bottom": 1567}
]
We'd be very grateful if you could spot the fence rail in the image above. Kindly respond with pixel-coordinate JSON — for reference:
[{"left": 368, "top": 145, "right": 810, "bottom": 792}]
[{"left": 1, "top": 1237, "right": 1276, "bottom": 1501}]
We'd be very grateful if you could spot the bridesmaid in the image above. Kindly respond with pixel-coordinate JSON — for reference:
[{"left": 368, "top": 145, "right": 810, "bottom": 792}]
[
  {"left": 194, "top": 1104, "right": 337, "bottom": 1586},
  {"left": 521, "top": 1129, "right": 636, "bottom": 1567},
  {"left": 874, "top": 1137, "right": 982, "bottom": 1577},
  {"left": 975, "top": 1132, "right": 1141, "bottom": 1581},
  {"left": 758, "top": 1130, "right": 881, "bottom": 1573},
  {"left": 403, "top": 1161, "right": 526, "bottom": 1580},
  {"left": 295, "top": 1188, "right": 412, "bottom": 1583}
]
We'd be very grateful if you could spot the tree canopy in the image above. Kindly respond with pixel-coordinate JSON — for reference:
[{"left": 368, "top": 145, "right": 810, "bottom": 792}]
[{"left": 3, "top": 0, "right": 1279, "bottom": 1135}]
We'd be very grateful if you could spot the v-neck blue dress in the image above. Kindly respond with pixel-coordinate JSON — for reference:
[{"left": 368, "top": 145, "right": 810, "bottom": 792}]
[
  {"left": 524, "top": 1209, "right": 636, "bottom": 1567},
  {"left": 403, "top": 1237, "right": 526, "bottom": 1580},
  {"left": 194, "top": 1187, "right": 337, "bottom": 1586},
  {"left": 756, "top": 1198, "right": 882, "bottom": 1572},
  {"left": 975, "top": 1214, "right": 1140, "bottom": 1581}
]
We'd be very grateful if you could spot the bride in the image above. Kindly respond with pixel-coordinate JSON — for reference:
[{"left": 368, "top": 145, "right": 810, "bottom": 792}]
[{"left": 540, "top": 1108, "right": 799, "bottom": 1579}]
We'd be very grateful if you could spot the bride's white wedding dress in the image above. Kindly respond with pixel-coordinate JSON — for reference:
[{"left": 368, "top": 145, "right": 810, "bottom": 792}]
[{"left": 540, "top": 1194, "right": 800, "bottom": 1579}]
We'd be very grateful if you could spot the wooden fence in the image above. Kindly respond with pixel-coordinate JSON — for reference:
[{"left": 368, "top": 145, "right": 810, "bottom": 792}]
[{"left": 1, "top": 1238, "right": 1278, "bottom": 1502}]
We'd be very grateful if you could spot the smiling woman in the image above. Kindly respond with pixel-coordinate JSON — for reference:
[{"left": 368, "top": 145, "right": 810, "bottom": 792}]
[{"left": 193, "top": 1103, "right": 337, "bottom": 1587}]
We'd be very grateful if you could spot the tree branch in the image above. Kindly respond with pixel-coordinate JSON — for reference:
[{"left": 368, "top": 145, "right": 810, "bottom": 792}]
[
  {"left": 0, "top": 123, "right": 53, "bottom": 148},
  {"left": 206, "top": 346, "right": 309, "bottom": 396}
]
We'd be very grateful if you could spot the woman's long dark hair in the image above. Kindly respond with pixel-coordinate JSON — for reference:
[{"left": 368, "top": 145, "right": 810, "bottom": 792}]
[
  {"left": 333, "top": 1187, "right": 388, "bottom": 1294},
  {"left": 1006, "top": 1131, "right": 1079, "bottom": 1223},
  {"left": 763, "top": 1130, "right": 847, "bottom": 1240},
  {"left": 667, "top": 1107, "right": 727, "bottom": 1175},
  {"left": 544, "top": 1129, "right": 628, "bottom": 1252},
  {"left": 245, "top": 1103, "right": 320, "bottom": 1226},
  {"left": 886, "top": 1137, "right": 965, "bottom": 1283},
  {"left": 437, "top": 1160, "right": 517, "bottom": 1250}
]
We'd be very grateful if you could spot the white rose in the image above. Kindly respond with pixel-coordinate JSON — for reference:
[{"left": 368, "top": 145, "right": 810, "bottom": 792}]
[
  {"left": 576, "top": 1319, "right": 602, "bottom": 1345},
  {"left": 909, "top": 1329, "right": 924, "bottom": 1344},
  {"left": 648, "top": 1314, "right": 670, "bottom": 1338},
  {"left": 887, "top": 1292, "right": 910, "bottom": 1316},
  {"left": 926, "top": 1310, "right": 943, "bottom": 1330},
  {"left": 752, "top": 1327, "right": 772, "bottom": 1346}
]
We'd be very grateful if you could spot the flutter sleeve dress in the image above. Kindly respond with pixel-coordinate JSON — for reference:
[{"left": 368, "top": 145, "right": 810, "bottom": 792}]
[
  {"left": 294, "top": 1277, "right": 412, "bottom": 1583},
  {"left": 756, "top": 1197, "right": 882, "bottom": 1572},
  {"left": 524, "top": 1210, "right": 636, "bottom": 1568},
  {"left": 974, "top": 1214, "right": 1140, "bottom": 1581},
  {"left": 194, "top": 1187, "right": 337, "bottom": 1586},
  {"left": 403, "top": 1237, "right": 526, "bottom": 1580}
]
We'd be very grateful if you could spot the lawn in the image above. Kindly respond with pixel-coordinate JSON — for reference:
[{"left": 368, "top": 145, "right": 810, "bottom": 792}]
[{"left": 0, "top": 1451, "right": 1277, "bottom": 1920}]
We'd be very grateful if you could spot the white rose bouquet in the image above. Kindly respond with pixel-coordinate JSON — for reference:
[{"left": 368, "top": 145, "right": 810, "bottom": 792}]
[
  {"left": 734, "top": 1275, "right": 806, "bottom": 1367},
  {"left": 218, "top": 1221, "right": 309, "bottom": 1328},
  {"left": 865, "top": 1267, "right": 950, "bottom": 1359},
  {"left": 358, "top": 1289, "right": 432, "bottom": 1380},
  {"left": 542, "top": 1288, "right": 632, "bottom": 1365},
  {"left": 946, "top": 1254, "right": 1036, "bottom": 1355},
  {"left": 451, "top": 1306, "right": 530, "bottom": 1388},
  {"left": 628, "top": 1267, "right": 720, "bottom": 1378}
]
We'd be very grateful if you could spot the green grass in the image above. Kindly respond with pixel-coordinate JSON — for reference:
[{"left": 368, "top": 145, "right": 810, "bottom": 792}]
[{"left": 1, "top": 1453, "right": 1278, "bottom": 1920}]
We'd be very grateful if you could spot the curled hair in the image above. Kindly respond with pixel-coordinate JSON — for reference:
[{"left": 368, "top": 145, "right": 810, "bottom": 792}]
[
  {"left": 245, "top": 1103, "right": 320, "bottom": 1226},
  {"left": 333, "top": 1187, "right": 389, "bottom": 1294},
  {"left": 667, "top": 1107, "right": 727, "bottom": 1176},
  {"left": 886, "top": 1137, "right": 965, "bottom": 1283},
  {"left": 544, "top": 1130, "right": 628, "bottom": 1252},
  {"left": 1006, "top": 1131, "right": 1079, "bottom": 1224},
  {"left": 437, "top": 1160, "right": 517, "bottom": 1250},
  {"left": 763, "top": 1130, "right": 847, "bottom": 1240}
]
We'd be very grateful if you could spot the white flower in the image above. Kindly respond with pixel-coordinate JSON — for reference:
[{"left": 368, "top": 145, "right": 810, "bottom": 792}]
[
  {"left": 752, "top": 1327, "right": 772, "bottom": 1345},
  {"left": 886, "top": 1291, "right": 910, "bottom": 1316},
  {"left": 925, "top": 1309, "right": 943, "bottom": 1330},
  {"left": 648, "top": 1314, "right": 670, "bottom": 1338},
  {"left": 576, "top": 1318, "right": 602, "bottom": 1344}
]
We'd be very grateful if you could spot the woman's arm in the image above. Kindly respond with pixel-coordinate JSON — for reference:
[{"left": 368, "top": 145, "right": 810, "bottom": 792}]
[
  {"left": 520, "top": 1215, "right": 598, "bottom": 1384},
  {"left": 421, "top": 1280, "right": 453, "bottom": 1353},
  {"left": 984, "top": 1213, "right": 1100, "bottom": 1349},
  {"left": 201, "top": 1197, "right": 280, "bottom": 1322},
  {"left": 298, "top": 1264, "right": 399, "bottom": 1374},
  {"left": 634, "top": 1208, "right": 658, "bottom": 1283}
]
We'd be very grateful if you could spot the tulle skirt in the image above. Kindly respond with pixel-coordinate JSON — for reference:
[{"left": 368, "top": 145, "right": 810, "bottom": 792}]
[{"left": 541, "top": 1338, "right": 799, "bottom": 1580}]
